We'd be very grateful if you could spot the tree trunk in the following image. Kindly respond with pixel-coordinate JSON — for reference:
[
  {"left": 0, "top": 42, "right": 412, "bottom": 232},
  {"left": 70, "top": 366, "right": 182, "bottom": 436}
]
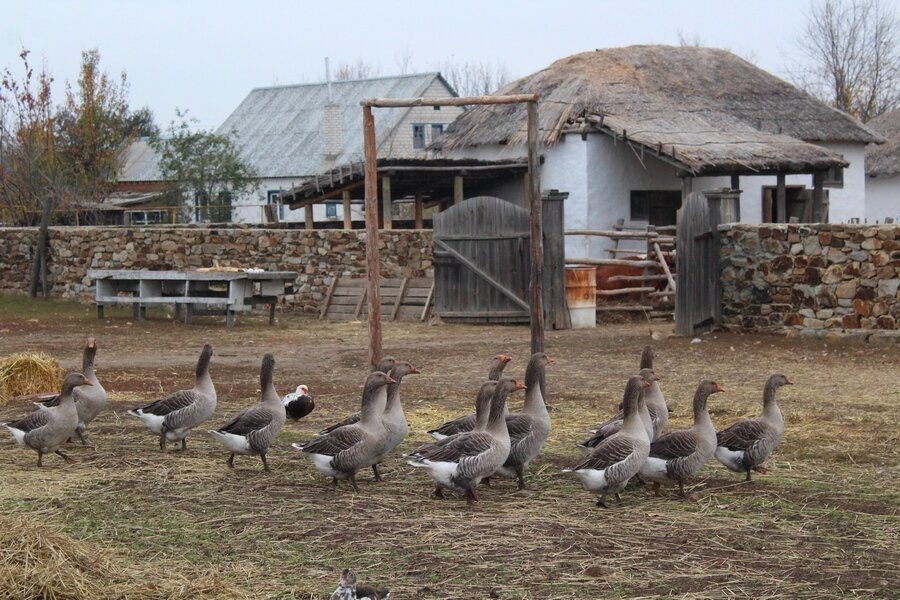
[{"left": 28, "top": 195, "right": 52, "bottom": 298}]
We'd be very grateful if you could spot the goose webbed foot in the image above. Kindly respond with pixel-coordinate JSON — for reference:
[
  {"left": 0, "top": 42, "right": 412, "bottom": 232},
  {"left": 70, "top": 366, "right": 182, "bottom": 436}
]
[
  {"left": 482, "top": 476, "right": 492, "bottom": 487},
  {"left": 159, "top": 434, "right": 167, "bottom": 453},
  {"left": 76, "top": 427, "right": 90, "bottom": 447},
  {"left": 515, "top": 466, "right": 527, "bottom": 491},
  {"left": 372, "top": 463, "right": 383, "bottom": 482},
  {"left": 55, "top": 449, "right": 77, "bottom": 464},
  {"left": 465, "top": 488, "right": 479, "bottom": 505},
  {"left": 614, "top": 493, "right": 623, "bottom": 503},
  {"left": 745, "top": 469, "right": 753, "bottom": 483},
  {"left": 651, "top": 482, "right": 662, "bottom": 497},
  {"left": 260, "top": 453, "right": 270, "bottom": 472},
  {"left": 37, "top": 450, "right": 44, "bottom": 467},
  {"left": 753, "top": 465, "right": 769, "bottom": 474},
  {"left": 432, "top": 486, "right": 446, "bottom": 500},
  {"left": 180, "top": 438, "right": 187, "bottom": 451},
  {"left": 595, "top": 494, "right": 609, "bottom": 508},
  {"left": 348, "top": 473, "right": 360, "bottom": 492},
  {"left": 227, "top": 453, "right": 236, "bottom": 468},
  {"left": 331, "top": 477, "right": 339, "bottom": 488}
]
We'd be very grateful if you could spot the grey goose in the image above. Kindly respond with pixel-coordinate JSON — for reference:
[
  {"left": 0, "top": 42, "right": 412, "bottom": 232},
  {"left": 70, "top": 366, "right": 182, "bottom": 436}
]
[
  {"left": 4, "top": 373, "right": 91, "bottom": 466},
  {"left": 714, "top": 374, "right": 792, "bottom": 481},
  {"left": 41, "top": 336, "right": 108, "bottom": 446},
  {"left": 127, "top": 343, "right": 216, "bottom": 452},
  {"left": 315, "top": 356, "right": 397, "bottom": 436},
  {"left": 426, "top": 354, "right": 512, "bottom": 440},
  {"left": 564, "top": 375, "right": 651, "bottom": 507},
  {"left": 639, "top": 380, "right": 724, "bottom": 498},
  {"left": 578, "top": 368, "right": 658, "bottom": 451},
  {"left": 209, "top": 353, "right": 286, "bottom": 471}
]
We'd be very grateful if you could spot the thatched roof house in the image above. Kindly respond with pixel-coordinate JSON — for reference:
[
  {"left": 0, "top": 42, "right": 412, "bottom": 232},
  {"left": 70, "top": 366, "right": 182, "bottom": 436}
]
[
  {"left": 864, "top": 108, "right": 900, "bottom": 222},
  {"left": 439, "top": 45, "right": 878, "bottom": 246},
  {"left": 441, "top": 45, "right": 879, "bottom": 176}
]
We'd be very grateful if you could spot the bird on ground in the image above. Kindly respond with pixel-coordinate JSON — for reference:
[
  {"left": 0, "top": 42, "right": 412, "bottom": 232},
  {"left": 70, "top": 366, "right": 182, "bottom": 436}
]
[
  {"left": 639, "top": 380, "right": 724, "bottom": 499},
  {"left": 127, "top": 343, "right": 216, "bottom": 452},
  {"left": 282, "top": 385, "right": 314, "bottom": 421},
  {"left": 578, "top": 368, "right": 657, "bottom": 451},
  {"left": 714, "top": 374, "right": 792, "bottom": 482},
  {"left": 209, "top": 353, "right": 286, "bottom": 471},
  {"left": 330, "top": 568, "right": 390, "bottom": 600},
  {"left": 564, "top": 375, "right": 651, "bottom": 507},
  {"left": 40, "top": 336, "right": 107, "bottom": 446},
  {"left": 426, "top": 354, "right": 512, "bottom": 440},
  {"left": 4, "top": 373, "right": 91, "bottom": 466}
]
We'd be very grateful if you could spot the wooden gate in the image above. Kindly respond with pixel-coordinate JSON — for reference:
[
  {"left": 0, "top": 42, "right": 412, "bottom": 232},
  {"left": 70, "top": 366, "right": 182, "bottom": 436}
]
[
  {"left": 433, "top": 194, "right": 568, "bottom": 326},
  {"left": 675, "top": 190, "right": 739, "bottom": 336}
]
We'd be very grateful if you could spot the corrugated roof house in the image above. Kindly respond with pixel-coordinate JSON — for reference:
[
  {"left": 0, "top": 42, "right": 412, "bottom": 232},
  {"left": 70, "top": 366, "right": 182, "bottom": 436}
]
[{"left": 864, "top": 108, "right": 900, "bottom": 222}]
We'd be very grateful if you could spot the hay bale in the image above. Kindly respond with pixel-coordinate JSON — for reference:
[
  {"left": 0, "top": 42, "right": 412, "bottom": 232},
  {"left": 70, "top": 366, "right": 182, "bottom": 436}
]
[{"left": 0, "top": 353, "right": 62, "bottom": 406}]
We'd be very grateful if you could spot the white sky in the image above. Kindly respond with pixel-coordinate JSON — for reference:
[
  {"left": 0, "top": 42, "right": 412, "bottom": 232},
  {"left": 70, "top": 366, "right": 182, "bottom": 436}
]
[{"left": 1, "top": 0, "right": 834, "bottom": 131}]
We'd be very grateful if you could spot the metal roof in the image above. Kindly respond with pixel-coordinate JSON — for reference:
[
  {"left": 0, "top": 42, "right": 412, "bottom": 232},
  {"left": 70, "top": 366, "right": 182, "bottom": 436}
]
[
  {"left": 216, "top": 72, "right": 455, "bottom": 179},
  {"left": 117, "top": 137, "right": 165, "bottom": 182}
]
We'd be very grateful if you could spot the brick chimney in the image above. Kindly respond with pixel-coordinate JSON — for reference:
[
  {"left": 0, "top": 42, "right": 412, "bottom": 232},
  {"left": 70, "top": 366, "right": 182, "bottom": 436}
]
[{"left": 323, "top": 57, "right": 342, "bottom": 159}]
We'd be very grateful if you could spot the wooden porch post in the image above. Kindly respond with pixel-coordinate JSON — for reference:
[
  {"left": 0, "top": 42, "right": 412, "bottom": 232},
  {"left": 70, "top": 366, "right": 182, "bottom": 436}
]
[
  {"left": 453, "top": 175, "right": 464, "bottom": 205},
  {"left": 382, "top": 175, "right": 392, "bottom": 230},
  {"left": 730, "top": 174, "right": 740, "bottom": 191},
  {"left": 304, "top": 204, "right": 314, "bottom": 230},
  {"left": 527, "top": 101, "right": 544, "bottom": 354},
  {"left": 363, "top": 105, "right": 382, "bottom": 367},
  {"left": 414, "top": 192, "right": 424, "bottom": 230},
  {"left": 776, "top": 173, "right": 786, "bottom": 223},
  {"left": 342, "top": 190, "right": 352, "bottom": 229},
  {"left": 812, "top": 171, "right": 825, "bottom": 223}
]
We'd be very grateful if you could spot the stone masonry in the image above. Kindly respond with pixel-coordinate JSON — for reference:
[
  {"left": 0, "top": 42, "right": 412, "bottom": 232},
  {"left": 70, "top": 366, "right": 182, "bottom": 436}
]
[
  {"left": 0, "top": 226, "right": 433, "bottom": 312},
  {"left": 720, "top": 223, "right": 899, "bottom": 338}
]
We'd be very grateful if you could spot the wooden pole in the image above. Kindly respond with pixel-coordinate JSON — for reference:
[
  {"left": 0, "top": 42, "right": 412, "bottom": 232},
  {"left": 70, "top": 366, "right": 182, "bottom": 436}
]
[
  {"left": 730, "top": 174, "right": 740, "bottom": 191},
  {"left": 304, "top": 204, "right": 314, "bottom": 230},
  {"left": 382, "top": 175, "right": 392, "bottom": 230},
  {"left": 414, "top": 192, "right": 424, "bottom": 230},
  {"left": 342, "top": 190, "right": 352, "bottom": 229},
  {"left": 812, "top": 171, "right": 825, "bottom": 223},
  {"left": 453, "top": 175, "right": 464, "bottom": 205},
  {"left": 776, "top": 173, "right": 786, "bottom": 223},
  {"left": 527, "top": 101, "right": 544, "bottom": 354},
  {"left": 363, "top": 105, "right": 382, "bottom": 367},
  {"left": 364, "top": 94, "right": 539, "bottom": 108}
]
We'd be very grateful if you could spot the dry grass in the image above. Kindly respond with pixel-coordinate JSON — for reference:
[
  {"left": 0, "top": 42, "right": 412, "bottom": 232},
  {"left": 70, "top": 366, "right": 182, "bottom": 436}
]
[
  {"left": 0, "top": 352, "right": 62, "bottom": 405},
  {"left": 0, "top": 296, "right": 897, "bottom": 599}
]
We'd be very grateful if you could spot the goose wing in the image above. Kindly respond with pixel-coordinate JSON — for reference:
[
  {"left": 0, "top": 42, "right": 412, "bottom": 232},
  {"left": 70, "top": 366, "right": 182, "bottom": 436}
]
[
  {"left": 418, "top": 431, "right": 494, "bottom": 462},
  {"left": 572, "top": 435, "right": 638, "bottom": 471},
  {"left": 218, "top": 405, "right": 274, "bottom": 436},
  {"left": 717, "top": 418, "right": 771, "bottom": 451},
  {"left": 505, "top": 414, "right": 534, "bottom": 440},
  {"left": 427, "top": 413, "right": 475, "bottom": 437},
  {"left": 317, "top": 412, "right": 360, "bottom": 435},
  {"left": 578, "top": 419, "right": 623, "bottom": 448},
  {"left": 139, "top": 390, "right": 202, "bottom": 416},
  {"left": 299, "top": 426, "right": 364, "bottom": 457},
  {"left": 6, "top": 408, "right": 51, "bottom": 433},
  {"left": 649, "top": 429, "right": 698, "bottom": 459}
]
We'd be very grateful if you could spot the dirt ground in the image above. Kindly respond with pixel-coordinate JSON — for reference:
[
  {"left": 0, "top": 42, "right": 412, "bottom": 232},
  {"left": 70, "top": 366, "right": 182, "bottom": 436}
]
[{"left": 0, "top": 297, "right": 897, "bottom": 599}]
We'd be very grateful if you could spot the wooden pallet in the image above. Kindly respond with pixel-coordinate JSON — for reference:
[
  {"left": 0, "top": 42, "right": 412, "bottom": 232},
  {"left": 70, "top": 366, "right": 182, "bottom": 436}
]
[{"left": 319, "top": 276, "right": 434, "bottom": 322}]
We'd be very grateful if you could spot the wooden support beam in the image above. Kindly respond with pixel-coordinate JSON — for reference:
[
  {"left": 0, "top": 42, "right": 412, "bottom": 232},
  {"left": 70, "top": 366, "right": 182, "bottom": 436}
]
[
  {"left": 653, "top": 242, "right": 677, "bottom": 291},
  {"left": 597, "top": 286, "right": 657, "bottom": 296},
  {"left": 304, "top": 204, "right": 314, "bottom": 230},
  {"left": 319, "top": 277, "right": 338, "bottom": 319},
  {"left": 382, "top": 175, "right": 392, "bottom": 230},
  {"left": 527, "top": 101, "right": 544, "bottom": 354},
  {"left": 776, "top": 173, "right": 787, "bottom": 224},
  {"left": 391, "top": 277, "right": 409, "bottom": 321},
  {"left": 363, "top": 94, "right": 539, "bottom": 108},
  {"left": 730, "top": 174, "right": 740, "bottom": 191},
  {"left": 453, "top": 175, "right": 464, "bottom": 205},
  {"left": 682, "top": 176, "right": 693, "bottom": 197},
  {"left": 812, "top": 171, "right": 825, "bottom": 223},
  {"left": 566, "top": 257, "right": 658, "bottom": 268},
  {"left": 362, "top": 105, "right": 382, "bottom": 367},
  {"left": 414, "top": 192, "right": 424, "bottom": 230},
  {"left": 342, "top": 190, "right": 352, "bottom": 229}
]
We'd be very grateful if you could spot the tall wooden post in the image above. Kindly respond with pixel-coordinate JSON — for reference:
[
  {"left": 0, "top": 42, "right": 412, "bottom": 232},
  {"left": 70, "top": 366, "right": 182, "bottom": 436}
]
[
  {"left": 382, "top": 176, "right": 392, "bottom": 230},
  {"left": 812, "top": 171, "right": 825, "bottom": 223},
  {"left": 776, "top": 173, "right": 787, "bottom": 223},
  {"left": 414, "top": 192, "right": 424, "bottom": 230},
  {"left": 453, "top": 175, "right": 464, "bottom": 205},
  {"left": 730, "top": 174, "right": 740, "bottom": 191},
  {"left": 304, "top": 204, "right": 314, "bottom": 230},
  {"left": 527, "top": 101, "right": 544, "bottom": 354},
  {"left": 363, "top": 106, "right": 382, "bottom": 367},
  {"left": 342, "top": 190, "right": 352, "bottom": 229}
]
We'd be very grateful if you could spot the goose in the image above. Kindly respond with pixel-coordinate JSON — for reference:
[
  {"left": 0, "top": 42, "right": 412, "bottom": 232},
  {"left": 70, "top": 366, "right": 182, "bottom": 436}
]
[
  {"left": 330, "top": 568, "right": 390, "bottom": 600},
  {"left": 40, "top": 336, "right": 108, "bottom": 446},
  {"left": 127, "top": 343, "right": 216, "bottom": 452},
  {"left": 408, "top": 380, "right": 498, "bottom": 499},
  {"left": 578, "top": 369, "right": 658, "bottom": 450},
  {"left": 209, "top": 353, "right": 286, "bottom": 471},
  {"left": 293, "top": 371, "right": 395, "bottom": 491},
  {"left": 563, "top": 375, "right": 651, "bottom": 507},
  {"left": 493, "top": 353, "right": 554, "bottom": 490},
  {"left": 426, "top": 354, "right": 512, "bottom": 440},
  {"left": 407, "top": 377, "right": 524, "bottom": 504},
  {"left": 4, "top": 373, "right": 90, "bottom": 466},
  {"left": 371, "top": 361, "right": 420, "bottom": 481},
  {"left": 714, "top": 374, "right": 792, "bottom": 481},
  {"left": 315, "top": 357, "right": 397, "bottom": 436},
  {"left": 282, "top": 385, "right": 314, "bottom": 421},
  {"left": 639, "top": 380, "right": 724, "bottom": 498}
]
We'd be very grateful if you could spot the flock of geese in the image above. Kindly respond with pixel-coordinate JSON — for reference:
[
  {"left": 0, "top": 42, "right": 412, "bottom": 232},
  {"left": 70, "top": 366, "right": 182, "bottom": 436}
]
[{"left": 2, "top": 338, "right": 791, "bottom": 510}]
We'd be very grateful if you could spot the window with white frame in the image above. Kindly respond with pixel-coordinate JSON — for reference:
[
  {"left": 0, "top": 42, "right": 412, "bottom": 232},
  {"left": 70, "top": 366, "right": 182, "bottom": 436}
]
[{"left": 267, "top": 190, "right": 285, "bottom": 220}]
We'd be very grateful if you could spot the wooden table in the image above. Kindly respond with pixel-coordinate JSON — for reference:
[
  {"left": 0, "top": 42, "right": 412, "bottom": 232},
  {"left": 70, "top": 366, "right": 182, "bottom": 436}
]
[{"left": 87, "top": 269, "right": 298, "bottom": 327}]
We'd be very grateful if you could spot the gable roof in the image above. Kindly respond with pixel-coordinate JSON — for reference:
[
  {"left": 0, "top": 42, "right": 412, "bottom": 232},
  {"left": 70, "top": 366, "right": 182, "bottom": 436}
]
[
  {"left": 217, "top": 72, "right": 455, "bottom": 179},
  {"left": 117, "top": 138, "right": 165, "bottom": 182},
  {"left": 865, "top": 107, "right": 900, "bottom": 177},
  {"left": 440, "top": 46, "right": 883, "bottom": 176}
]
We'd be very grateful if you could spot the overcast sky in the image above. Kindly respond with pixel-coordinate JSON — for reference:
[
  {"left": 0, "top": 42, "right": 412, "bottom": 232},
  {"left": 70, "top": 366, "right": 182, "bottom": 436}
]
[{"left": 2, "top": 0, "right": 819, "bottom": 130}]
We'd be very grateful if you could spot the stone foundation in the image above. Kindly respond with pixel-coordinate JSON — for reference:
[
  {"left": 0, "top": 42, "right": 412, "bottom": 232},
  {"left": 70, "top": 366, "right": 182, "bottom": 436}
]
[
  {"left": 720, "top": 223, "right": 899, "bottom": 339},
  {"left": 0, "top": 226, "right": 433, "bottom": 312}
]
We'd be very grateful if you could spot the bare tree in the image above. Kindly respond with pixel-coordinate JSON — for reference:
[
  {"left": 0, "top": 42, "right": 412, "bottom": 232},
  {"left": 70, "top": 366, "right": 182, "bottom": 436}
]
[
  {"left": 395, "top": 47, "right": 414, "bottom": 76},
  {"left": 791, "top": 0, "right": 900, "bottom": 122},
  {"left": 436, "top": 57, "right": 512, "bottom": 97},
  {"left": 333, "top": 60, "right": 381, "bottom": 81}
]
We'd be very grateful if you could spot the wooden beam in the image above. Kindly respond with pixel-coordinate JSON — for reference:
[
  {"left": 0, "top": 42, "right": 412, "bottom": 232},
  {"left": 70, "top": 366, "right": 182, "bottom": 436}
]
[
  {"left": 362, "top": 94, "right": 539, "bottom": 108},
  {"left": 682, "top": 176, "right": 693, "bottom": 197},
  {"left": 304, "top": 204, "right": 314, "bottom": 230},
  {"left": 453, "top": 175, "right": 464, "bottom": 205},
  {"left": 776, "top": 173, "right": 787, "bottom": 224},
  {"left": 653, "top": 242, "right": 677, "bottom": 291},
  {"left": 434, "top": 239, "right": 530, "bottom": 311},
  {"left": 363, "top": 105, "right": 382, "bottom": 367},
  {"left": 566, "top": 257, "right": 658, "bottom": 268},
  {"left": 342, "top": 190, "right": 352, "bottom": 229},
  {"left": 414, "top": 192, "right": 424, "bottom": 229},
  {"left": 527, "top": 100, "right": 544, "bottom": 354},
  {"left": 730, "top": 174, "right": 740, "bottom": 191},
  {"left": 382, "top": 175, "right": 392, "bottom": 230},
  {"left": 421, "top": 281, "right": 434, "bottom": 322},
  {"left": 319, "top": 277, "right": 338, "bottom": 319},
  {"left": 812, "top": 171, "right": 825, "bottom": 223},
  {"left": 391, "top": 277, "right": 409, "bottom": 321}
]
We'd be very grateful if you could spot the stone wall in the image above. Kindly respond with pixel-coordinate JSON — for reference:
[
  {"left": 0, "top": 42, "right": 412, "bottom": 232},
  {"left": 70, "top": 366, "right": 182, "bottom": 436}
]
[
  {"left": 0, "top": 226, "right": 433, "bottom": 312},
  {"left": 720, "top": 223, "right": 899, "bottom": 337}
]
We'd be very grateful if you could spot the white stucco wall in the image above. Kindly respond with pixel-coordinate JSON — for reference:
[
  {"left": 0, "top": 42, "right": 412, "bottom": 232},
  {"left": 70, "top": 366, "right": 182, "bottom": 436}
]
[{"left": 866, "top": 176, "right": 900, "bottom": 222}]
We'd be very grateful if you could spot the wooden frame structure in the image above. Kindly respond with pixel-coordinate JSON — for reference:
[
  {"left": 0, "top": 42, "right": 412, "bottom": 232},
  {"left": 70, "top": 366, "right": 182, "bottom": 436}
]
[{"left": 361, "top": 94, "right": 541, "bottom": 366}]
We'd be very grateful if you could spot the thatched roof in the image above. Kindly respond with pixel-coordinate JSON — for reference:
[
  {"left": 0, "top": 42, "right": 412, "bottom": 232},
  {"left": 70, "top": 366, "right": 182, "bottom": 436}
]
[
  {"left": 440, "top": 46, "right": 883, "bottom": 176},
  {"left": 865, "top": 107, "right": 900, "bottom": 176}
]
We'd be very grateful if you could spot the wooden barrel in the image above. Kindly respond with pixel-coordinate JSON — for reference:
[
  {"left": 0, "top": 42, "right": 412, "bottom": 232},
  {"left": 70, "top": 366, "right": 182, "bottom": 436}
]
[{"left": 565, "top": 267, "right": 597, "bottom": 328}]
